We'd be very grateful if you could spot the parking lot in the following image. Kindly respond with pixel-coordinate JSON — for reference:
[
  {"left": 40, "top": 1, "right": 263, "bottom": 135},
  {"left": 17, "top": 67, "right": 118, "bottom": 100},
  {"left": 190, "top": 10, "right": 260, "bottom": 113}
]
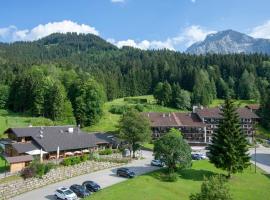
[{"left": 13, "top": 151, "right": 158, "bottom": 200}]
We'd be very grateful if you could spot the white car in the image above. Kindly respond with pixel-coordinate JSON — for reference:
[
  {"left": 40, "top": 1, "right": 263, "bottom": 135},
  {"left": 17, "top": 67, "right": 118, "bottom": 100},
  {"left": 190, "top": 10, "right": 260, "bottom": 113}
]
[
  {"left": 55, "top": 187, "right": 77, "bottom": 200},
  {"left": 151, "top": 159, "right": 165, "bottom": 167}
]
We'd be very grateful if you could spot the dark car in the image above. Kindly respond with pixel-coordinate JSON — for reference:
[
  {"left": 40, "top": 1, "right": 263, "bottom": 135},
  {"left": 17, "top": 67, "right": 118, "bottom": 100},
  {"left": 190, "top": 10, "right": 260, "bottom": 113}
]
[
  {"left": 82, "top": 181, "right": 101, "bottom": 192},
  {"left": 116, "top": 168, "right": 135, "bottom": 178},
  {"left": 69, "top": 184, "right": 91, "bottom": 198},
  {"left": 191, "top": 153, "right": 201, "bottom": 160}
]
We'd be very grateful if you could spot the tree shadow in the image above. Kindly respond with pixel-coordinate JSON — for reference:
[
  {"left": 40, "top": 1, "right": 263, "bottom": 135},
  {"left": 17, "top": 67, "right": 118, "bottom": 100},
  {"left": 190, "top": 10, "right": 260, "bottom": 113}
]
[
  {"left": 148, "top": 168, "right": 218, "bottom": 182},
  {"left": 178, "top": 168, "right": 218, "bottom": 181}
]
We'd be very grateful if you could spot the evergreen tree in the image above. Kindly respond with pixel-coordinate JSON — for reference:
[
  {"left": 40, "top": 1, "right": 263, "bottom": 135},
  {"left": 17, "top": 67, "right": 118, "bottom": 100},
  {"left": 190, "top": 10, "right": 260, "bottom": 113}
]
[
  {"left": 192, "top": 70, "right": 214, "bottom": 106},
  {"left": 153, "top": 81, "right": 172, "bottom": 106},
  {"left": 207, "top": 98, "right": 250, "bottom": 178},
  {"left": 171, "top": 83, "right": 191, "bottom": 110},
  {"left": 153, "top": 82, "right": 164, "bottom": 105},
  {"left": 259, "top": 87, "right": 270, "bottom": 129},
  {"left": 0, "top": 85, "right": 9, "bottom": 109},
  {"left": 72, "top": 79, "right": 105, "bottom": 127},
  {"left": 238, "top": 70, "right": 260, "bottom": 100}
]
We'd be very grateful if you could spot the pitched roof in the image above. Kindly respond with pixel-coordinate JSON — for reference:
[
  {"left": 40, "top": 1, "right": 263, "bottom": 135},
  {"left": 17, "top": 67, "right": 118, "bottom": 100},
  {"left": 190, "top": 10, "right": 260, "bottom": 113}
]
[
  {"left": 196, "top": 107, "right": 259, "bottom": 119},
  {"left": 4, "top": 155, "right": 33, "bottom": 164},
  {"left": 11, "top": 141, "right": 40, "bottom": 154},
  {"left": 142, "top": 113, "right": 179, "bottom": 127},
  {"left": 174, "top": 113, "right": 205, "bottom": 127},
  {"left": 245, "top": 104, "right": 260, "bottom": 110},
  {"left": 142, "top": 112, "right": 205, "bottom": 127},
  {"left": 6, "top": 126, "right": 112, "bottom": 152}
]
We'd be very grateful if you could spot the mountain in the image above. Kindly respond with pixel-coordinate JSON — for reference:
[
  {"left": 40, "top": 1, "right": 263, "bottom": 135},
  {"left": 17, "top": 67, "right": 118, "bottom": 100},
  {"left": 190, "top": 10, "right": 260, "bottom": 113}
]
[{"left": 186, "top": 29, "right": 270, "bottom": 54}]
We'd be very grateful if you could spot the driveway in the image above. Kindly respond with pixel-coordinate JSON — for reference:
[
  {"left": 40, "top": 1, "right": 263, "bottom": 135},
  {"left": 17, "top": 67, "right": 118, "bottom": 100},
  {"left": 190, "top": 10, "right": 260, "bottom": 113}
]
[
  {"left": 249, "top": 146, "right": 270, "bottom": 174},
  {"left": 13, "top": 151, "right": 158, "bottom": 200}
]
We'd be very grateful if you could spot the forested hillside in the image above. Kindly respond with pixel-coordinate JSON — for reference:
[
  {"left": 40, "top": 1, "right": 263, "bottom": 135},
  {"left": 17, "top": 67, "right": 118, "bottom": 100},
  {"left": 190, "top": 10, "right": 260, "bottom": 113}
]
[{"left": 0, "top": 33, "right": 270, "bottom": 127}]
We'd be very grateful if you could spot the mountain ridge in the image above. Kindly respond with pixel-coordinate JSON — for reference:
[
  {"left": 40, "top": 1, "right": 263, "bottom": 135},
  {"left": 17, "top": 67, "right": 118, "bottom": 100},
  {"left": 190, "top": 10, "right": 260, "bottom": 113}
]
[{"left": 186, "top": 29, "right": 270, "bottom": 54}]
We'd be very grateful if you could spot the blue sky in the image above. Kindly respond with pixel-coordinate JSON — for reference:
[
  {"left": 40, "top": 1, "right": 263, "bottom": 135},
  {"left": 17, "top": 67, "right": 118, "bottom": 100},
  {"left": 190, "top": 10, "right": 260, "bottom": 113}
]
[{"left": 1, "top": 0, "right": 270, "bottom": 51}]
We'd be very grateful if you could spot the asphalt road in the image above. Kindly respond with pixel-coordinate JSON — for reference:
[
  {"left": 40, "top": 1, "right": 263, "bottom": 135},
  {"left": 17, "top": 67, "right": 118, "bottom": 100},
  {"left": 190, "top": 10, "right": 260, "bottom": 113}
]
[
  {"left": 250, "top": 146, "right": 270, "bottom": 174},
  {"left": 12, "top": 151, "right": 158, "bottom": 200}
]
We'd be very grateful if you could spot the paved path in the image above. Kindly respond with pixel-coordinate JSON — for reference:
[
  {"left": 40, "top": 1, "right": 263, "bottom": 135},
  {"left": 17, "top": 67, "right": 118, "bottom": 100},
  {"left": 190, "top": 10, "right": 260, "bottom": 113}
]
[
  {"left": 12, "top": 151, "right": 157, "bottom": 200},
  {"left": 249, "top": 146, "right": 270, "bottom": 174}
]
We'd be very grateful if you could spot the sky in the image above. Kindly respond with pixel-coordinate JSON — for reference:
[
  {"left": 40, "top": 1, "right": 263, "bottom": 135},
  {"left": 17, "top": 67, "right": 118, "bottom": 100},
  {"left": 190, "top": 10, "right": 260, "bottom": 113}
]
[{"left": 1, "top": 0, "right": 270, "bottom": 51}]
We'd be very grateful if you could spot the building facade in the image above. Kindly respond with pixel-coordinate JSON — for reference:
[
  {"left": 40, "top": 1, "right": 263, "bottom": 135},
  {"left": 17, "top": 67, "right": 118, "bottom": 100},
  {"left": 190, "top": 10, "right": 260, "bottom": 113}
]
[
  {"left": 1, "top": 126, "right": 116, "bottom": 172},
  {"left": 144, "top": 106, "right": 259, "bottom": 145}
]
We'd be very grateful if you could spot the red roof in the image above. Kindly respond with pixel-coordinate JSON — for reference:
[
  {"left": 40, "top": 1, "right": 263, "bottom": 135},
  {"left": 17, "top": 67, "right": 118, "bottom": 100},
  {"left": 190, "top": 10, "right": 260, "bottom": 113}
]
[
  {"left": 245, "top": 104, "right": 260, "bottom": 110},
  {"left": 142, "top": 112, "right": 205, "bottom": 127},
  {"left": 196, "top": 107, "right": 259, "bottom": 119}
]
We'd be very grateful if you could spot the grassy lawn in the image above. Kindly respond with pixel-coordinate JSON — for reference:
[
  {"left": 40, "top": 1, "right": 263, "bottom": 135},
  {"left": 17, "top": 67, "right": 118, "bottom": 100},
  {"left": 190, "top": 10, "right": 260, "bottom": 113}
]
[
  {"left": 87, "top": 160, "right": 270, "bottom": 200},
  {"left": 210, "top": 99, "right": 257, "bottom": 108},
  {"left": 83, "top": 95, "right": 184, "bottom": 133},
  {"left": 0, "top": 109, "right": 54, "bottom": 135},
  {"left": 0, "top": 155, "right": 9, "bottom": 173},
  {"left": 84, "top": 96, "right": 260, "bottom": 133}
]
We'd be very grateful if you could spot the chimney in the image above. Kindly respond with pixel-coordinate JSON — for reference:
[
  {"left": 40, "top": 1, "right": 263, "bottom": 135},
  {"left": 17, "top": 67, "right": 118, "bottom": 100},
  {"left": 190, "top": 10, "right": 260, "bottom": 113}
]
[
  {"left": 68, "top": 127, "right": 74, "bottom": 133},
  {"left": 192, "top": 106, "right": 198, "bottom": 113},
  {"left": 39, "top": 130, "right": 44, "bottom": 139}
]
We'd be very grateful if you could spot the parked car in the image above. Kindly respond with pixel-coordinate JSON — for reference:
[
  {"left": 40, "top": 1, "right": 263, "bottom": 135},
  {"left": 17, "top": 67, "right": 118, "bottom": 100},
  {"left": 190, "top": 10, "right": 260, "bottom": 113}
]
[
  {"left": 192, "top": 153, "right": 207, "bottom": 160},
  {"left": 191, "top": 153, "right": 202, "bottom": 160},
  {"left": 116, "top": 168, "right": 135, "bottom": 178},
  {"left": 69, "top": 184, "right": 91, "bottom": 198},
  {"left": 82, "top": 181, "right": 101, "bottom": 192},
  {"left": 151, "top": 159, "right": 164, "bottom": 167},
  {"left": 55, "top": 187, "right": 77, "bottom": 200}
]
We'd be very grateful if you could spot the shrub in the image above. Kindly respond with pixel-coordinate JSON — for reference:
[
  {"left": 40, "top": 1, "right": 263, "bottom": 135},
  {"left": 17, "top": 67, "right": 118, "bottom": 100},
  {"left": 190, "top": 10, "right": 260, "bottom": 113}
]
[
  {"left": 109, "top": 105, "right": 127, "bottom": 114},
  {"left": 70, "top": 156, "right": 81, "bottom": 165},
  {"left": 21, "top": 167, "right": 36, "bottom": 179},
  {"left": 44, "top": 162, "right": 56, "bottom": 174},
  {"left": 62, "top": 157, "right": 72, "bottom": 166},
  {"left": 124, "top": 98, "right": 148, "bottom": 104},
  {"left": 162, "top": 172, "right": 178, "bottom": 182},
  {"left": 134, "top": 104, "right": 144, "bottom": 112},
  {"left": 35, "top": 163, "right": 46, "bottom": 178},
  {"left": 190, "top": 175, "right": 232, "bottom": 200},
  {"left": 80, "top": 154, "right": 89, "bottom": 162},
  {"left": 99, "top": 148, "right": 113, "bottom": 155}
]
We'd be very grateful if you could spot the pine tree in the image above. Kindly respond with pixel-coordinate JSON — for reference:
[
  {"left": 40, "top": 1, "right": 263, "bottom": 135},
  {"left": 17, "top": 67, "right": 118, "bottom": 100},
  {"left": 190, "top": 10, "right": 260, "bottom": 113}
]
[
  {"left": 207, "top": 98, "right": 250, "bottom": 178},
  {"left": 259, "top": 87, "right": 270, "bottom": 129}
]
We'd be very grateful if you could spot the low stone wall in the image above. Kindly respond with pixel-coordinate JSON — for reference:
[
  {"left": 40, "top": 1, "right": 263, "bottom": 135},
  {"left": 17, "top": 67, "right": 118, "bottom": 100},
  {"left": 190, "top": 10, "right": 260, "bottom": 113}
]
[{"left": 0, "top": 160, "right": 123, "bottom": 200}]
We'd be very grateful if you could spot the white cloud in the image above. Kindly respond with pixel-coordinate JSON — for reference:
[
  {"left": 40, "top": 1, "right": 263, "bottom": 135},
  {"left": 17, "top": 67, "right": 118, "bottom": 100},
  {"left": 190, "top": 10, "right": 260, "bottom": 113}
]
[
  {"left": 191, "top": 0, "right": 196, "bottom": 3},
  {"left": 108, "top": 25, "right": 215, "bottom": 51},
  {"left": 111, "top": 0, "right": 125, "bottom": 3},
  {"left": 250, "top": 20, "right": 270, "bottom": 39},
  {"left": 0, "top": 20, "right": 99, "bottom": 42}
]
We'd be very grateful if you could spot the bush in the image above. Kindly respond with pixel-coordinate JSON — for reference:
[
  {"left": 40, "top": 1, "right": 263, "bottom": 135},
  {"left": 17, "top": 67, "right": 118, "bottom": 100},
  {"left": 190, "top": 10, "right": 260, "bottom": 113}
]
[
  {"left": 21, "top": 161, "right": 55, "bottom": 179},
  {"left": 109, "top": 105, "right": 128, "bottom": 114},
  {"left": 134, "top": 104, "right": 144, "bottom": 112},
  {"left": 21, "top": 167, "right": 36, "bottom": 179},
  {"left": 44, "top": 162, "right": 56, "bottom": 174},
  {"left": 35, "top": 163, "right": 46, "bottom": 178},
  {"left": 124, "top": 97, "right": 148, "bottom": 104},
  {"left": 99, "top": 148, "right": 113, "bottom": 155},
  {"left": 162, "top": 172, "right": 178, "bottom": 182},
  {"left": 190, "top": 175, "right": 232, "bottom": 200},
  {"left": 80, "top": 154, "right": 89, "bottom": 162},
  {"left": 62, "top": 157, "right": 72, "bottom": 166}
]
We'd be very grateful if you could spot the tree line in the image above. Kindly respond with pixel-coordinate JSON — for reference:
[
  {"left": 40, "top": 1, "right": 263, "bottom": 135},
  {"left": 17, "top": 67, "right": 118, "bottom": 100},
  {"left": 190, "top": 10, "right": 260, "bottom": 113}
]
[{"left": 0, "top": 33, "right": 269, "bottom": 127}]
